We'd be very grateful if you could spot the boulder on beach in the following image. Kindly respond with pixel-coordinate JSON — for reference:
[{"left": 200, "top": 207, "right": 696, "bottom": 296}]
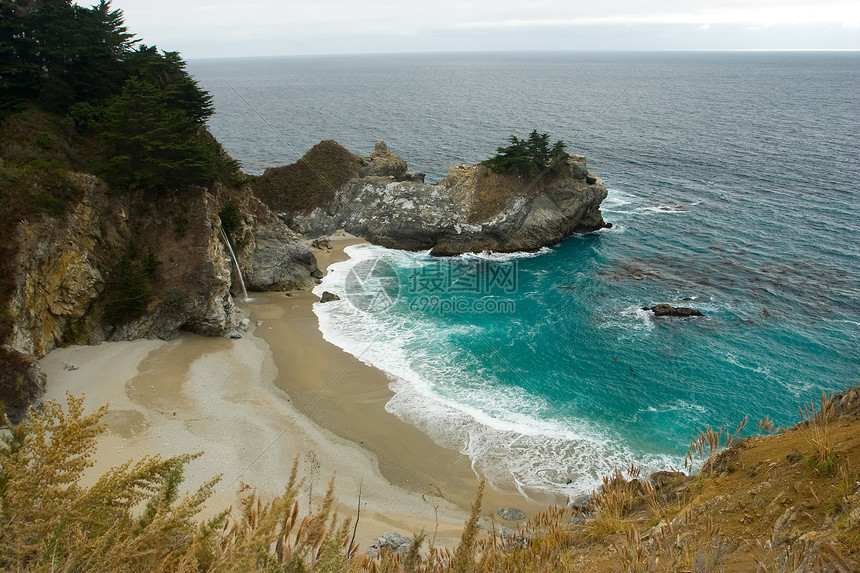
[
  {"left": 498, "top": 507, "right": 528, "bottom": 521},
  {"left": 311, "top": 236, "right": 333, "bottom": 250},
  {"left": 367, "top": 532, "right": 412, "bottom": 558}
]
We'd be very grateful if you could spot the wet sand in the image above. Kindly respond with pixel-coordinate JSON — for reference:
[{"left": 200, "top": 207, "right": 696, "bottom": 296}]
[{"left": 39, "top": 237, "right": 543, "bottom": 549}]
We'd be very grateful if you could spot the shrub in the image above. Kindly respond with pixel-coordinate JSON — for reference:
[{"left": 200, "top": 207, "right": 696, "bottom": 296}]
[
  {"left": 219, "top": 200, "right": 242, "bottom": 237},
  {"left": 102, "top": 244, "right": 160, "bottom": 325},
  {"left": 251, "top": 140, "right": 361, "bottom": 214},
  {"left": 0, "top": 394, "right": 362, "bottom": 572},
  {"left": 67, "top": 101, "right": 106, "bottom": 131},
  {"left": 172, "top": 212, "right": 189, "bottom": 236}
]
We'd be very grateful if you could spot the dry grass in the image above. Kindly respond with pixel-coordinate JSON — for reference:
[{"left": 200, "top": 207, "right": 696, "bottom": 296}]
[
  {"left": 0, "top": 395, "right": 360, "bottom": 572},
  {"left": 4, "top": 390, "right": 860, "bottom": 572},
  {"left": 686, "top": 416, "right": 748, "bottom": 477},
  {"left": 463, "top": 165, "right": 567, "bottom": 224},
  {"left": 799, "top": 392, "right": 838, "bottom": 475},
  {"left": 589, "top": 466, "right": 642, "bottom": 539}
]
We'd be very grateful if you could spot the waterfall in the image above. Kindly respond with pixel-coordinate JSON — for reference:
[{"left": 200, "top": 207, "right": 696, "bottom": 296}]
[{"left": 220, "top": 227, "right": 249, "bottom": 301}]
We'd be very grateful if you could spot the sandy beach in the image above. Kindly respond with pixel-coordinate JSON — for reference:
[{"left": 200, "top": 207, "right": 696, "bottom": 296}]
[{"left": 39, "top": 237, "right": 542, "bottom": 549}]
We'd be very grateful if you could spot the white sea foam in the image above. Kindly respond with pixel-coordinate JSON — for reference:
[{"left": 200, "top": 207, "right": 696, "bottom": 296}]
[
  {"left": 312, "top": 245, "right": 681, "bottom": 502},
  {"left": 635, "top": 204, "right": 687, "bottom": 214},
  {"left": 674, "top": 399, "right": 708, "bottom": 414},
  {"left": 384, "top": 377, "right": 679, "bottom": 502},
  {"left": 725, "top": 352, "right": 773, "bottom": 377},
  {"left": 601, "top": 188, "right": 636, "bottom": 211},
  {"left": 597, "top": 304, "right": 656, "bottom": 336},
  {"left": 636, "top": 399, "right": 707, "bottom": 417},
  {"left": 456, "top": 246, "right": 554, "bottom": 261}
]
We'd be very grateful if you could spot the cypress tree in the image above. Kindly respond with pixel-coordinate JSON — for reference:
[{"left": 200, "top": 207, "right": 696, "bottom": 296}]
[
  {"left": 102, "top": 76, "right": 215, "bottom": 190},
  {"left": 484, "top": 131, "right": 570, "bottom": 178}
]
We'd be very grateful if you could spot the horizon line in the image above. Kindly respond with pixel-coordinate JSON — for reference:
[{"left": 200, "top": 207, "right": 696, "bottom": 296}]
[{"left": 188, "top": 47, "right": 860, "bottom": 61}]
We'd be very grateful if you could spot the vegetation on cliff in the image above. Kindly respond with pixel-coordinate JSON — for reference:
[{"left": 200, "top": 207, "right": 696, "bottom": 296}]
[
  {"left": 0, "top": 0, "right": 237, "bottom": 190},
  {"left": 482, "top": 130, "right": 569, "bottom": 179},
  {"left": 2, "top": 390, "right": 858, "bottom": 571},
  {"left": 0, "top": 0, "right": 245, "bottom": 417},
  {"left": 251, "top": 140, "right": 361, "bottom": 214}
]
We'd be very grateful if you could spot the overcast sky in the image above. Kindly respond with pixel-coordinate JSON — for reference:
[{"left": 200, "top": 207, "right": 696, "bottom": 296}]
[{"left": 110, "top": 0, "right": 860, "bottom": 59}]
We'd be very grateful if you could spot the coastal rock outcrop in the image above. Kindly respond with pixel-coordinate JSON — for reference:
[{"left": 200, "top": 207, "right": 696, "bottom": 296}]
[
  {"left": 7, "top": 181, "right": 240, "bottom": 356},
  {"left": 6, "top": 180, "right": 320, "bottom": 359},
  {"left": 256, "top": 142, "right": 609, "bottom": 256},
  {"left": 3, "top": 175, "right": 320, "bottom": 417},
  {"left": 358, "top": 141, "right": 408, "bottom": 179},
  {"left": 645, "top": 304, "right": 705, "bottom": 317},
  {"left": 216, "top": 188, "right": 321, "bottom": 292}
]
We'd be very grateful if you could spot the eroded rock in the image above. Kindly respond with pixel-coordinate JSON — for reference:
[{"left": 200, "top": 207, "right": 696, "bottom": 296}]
[
  {"left": 268, "top": 141, "right": 610, "bottom": 256},
  {"left": 358, "top": 141, "right": 408, "bottom": 179}
]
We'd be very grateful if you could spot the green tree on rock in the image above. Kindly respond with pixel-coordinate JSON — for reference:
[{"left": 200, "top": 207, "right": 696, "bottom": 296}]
[
  {"left": 0, "top": 0, "right": 138, "bottom": 113},
  {"left": 102, "top": 76, "right": 216, "bottom": 190},
  {"left": 124, "top": 47, "right": 214, "bottom": 123},
  {"left": 484, "top": 130, "right": 570, "bottom": 178},
  {"left": 100, "top": 47, "right": 236, "bottom": 191}
]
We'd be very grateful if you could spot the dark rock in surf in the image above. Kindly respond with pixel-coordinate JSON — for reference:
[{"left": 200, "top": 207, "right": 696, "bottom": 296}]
[
  {"left": 320, "top": 291, "right": 340, "bottom": 303},
  {"left": 645, "top": 304, "right": 704, "bottom": 317}
]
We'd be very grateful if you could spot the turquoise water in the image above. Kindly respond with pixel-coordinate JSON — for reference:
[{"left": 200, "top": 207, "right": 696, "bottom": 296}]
[{"left": 190, "top": 52, "right": 860, "bottom": 500}]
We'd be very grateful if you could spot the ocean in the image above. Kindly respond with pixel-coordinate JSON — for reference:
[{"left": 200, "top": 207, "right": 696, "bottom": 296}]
[{"left": 189, "top": 52, "right": 860, "bottom": 501}]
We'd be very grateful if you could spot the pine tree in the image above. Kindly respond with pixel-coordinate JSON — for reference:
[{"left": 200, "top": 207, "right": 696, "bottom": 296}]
[
  {"left": 127, "top": 47, "right": 214, "bottom": 122},
  {"left": 526, "top": 129, "right": 551, "bottom": 166},
  {"left": 484, "top": 131, "right": 570, "bottom": 178},
  {"left": 0, "top": 0, "right": 39, "bottom": 110},
  {"left": 67, "top": 0, "right": 138, "bottom": 104},
  {"left": 101, "top": 76, "right": 217, "bottom": 190},
  {"left": 0, "top": 0, "right": 138, "bottom": 113},
  {"left": 550, "top": 138, "right": 569, "bottom": 173}
]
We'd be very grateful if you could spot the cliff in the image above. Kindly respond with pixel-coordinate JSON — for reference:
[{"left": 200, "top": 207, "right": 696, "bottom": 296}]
[
  {"left": 218, "top": 186, "right": 323, "bottom": 291},
  {"left": 255, "top": 141, "right": 609, "bottom": 255},
  {"left": 1, "top": 169, "right": 320, "bottom": 420}
]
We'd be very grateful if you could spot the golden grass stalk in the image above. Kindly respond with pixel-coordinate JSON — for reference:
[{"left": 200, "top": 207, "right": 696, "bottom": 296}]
[{"left": 799, "top": 392, "right": 837, "bottom": 475}]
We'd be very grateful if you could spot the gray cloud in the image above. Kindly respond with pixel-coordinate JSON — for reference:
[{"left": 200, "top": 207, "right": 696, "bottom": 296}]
[{"left": 110, "top": 0, "right": 860, "bottom": 58}]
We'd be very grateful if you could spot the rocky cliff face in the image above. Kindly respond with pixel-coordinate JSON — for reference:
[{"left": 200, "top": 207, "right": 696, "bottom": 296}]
[
  {"left": 215, "top": 187, "right": 322, "bottom": 291},
  {"left": 267, "top": 143, "right": 609, "bottom": 255},
  {"left": 2, "top": 175, "right": 320, "bottom": 418}
]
